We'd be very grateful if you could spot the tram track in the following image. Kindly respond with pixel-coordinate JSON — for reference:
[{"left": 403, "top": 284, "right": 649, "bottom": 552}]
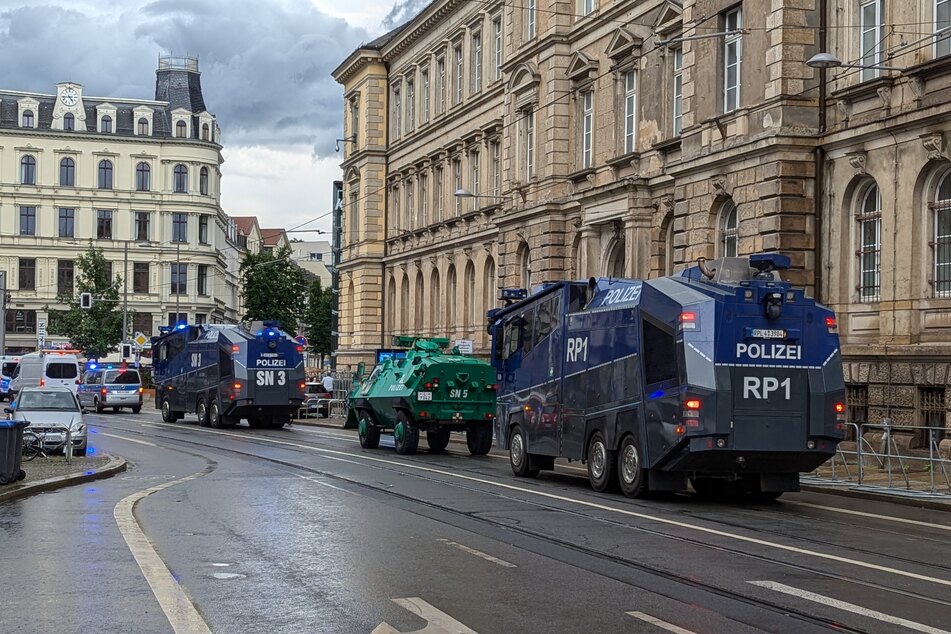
[{"left": 92, "top": 418, "right": 951, "bottom": 632}]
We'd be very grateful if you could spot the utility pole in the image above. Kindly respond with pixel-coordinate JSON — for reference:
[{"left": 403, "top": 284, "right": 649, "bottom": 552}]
[
  {"left": 331, "top": 181, "right": 343, "bottom": 370},
  {"left": 122, "top": 241, "right": 129, "bottom": 347}
]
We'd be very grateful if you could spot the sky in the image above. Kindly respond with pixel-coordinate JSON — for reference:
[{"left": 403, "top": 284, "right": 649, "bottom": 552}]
[{"left": 0, "top": 0, "right": 430, "bottom": 235}]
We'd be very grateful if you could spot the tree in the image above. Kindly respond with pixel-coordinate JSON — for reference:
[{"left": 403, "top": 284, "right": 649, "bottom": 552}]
[
  {"left": 304, "top": 278, "right": 333, "bottom": 364},
  {"left": 240, "top": 245, "right": 308, "bottom": 331},
  {"left": 47, "top": 244, "right": 124, "bottom": 358}
]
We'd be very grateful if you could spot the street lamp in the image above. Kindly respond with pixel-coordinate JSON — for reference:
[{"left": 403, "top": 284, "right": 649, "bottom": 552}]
[
  {"left": 805, "top": 52, "right": 907, "bottom": 72},
  {"left": 453, "top": 188, "right": 508, "bottom": 201}
]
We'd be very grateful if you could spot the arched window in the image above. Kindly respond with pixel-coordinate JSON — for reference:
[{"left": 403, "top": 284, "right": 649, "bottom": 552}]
[
  {"left": 934, "top": 172, "right": 951, "bottom": 297},
  {"left": 176, "top": 120, "right": 187, "bottom": 138},
  {"left": 387, "top": 277, "right": 397, "bottom": 334},
  {"left": 20, "top": 155, "right": 36, "bottom": 185},
  {"left": 22, "top": 110, "right": 34, "bottom": 128},
  {"left": 136, "top": 162, "right": 151, "bottom": 191},
  {"left": 202, "top": 123, "right": 210, "bottom": 141},
  {"left": 415, "top": 272, "right": 425, "bottom": 332},
  {"left": 519, "top": 244, "right": 531, "bottom": 289},
  {"left": 60, "top": 157, "right": 75, "bottom": 187},
  {"left": 98, "top": 159, "right": 113, "bottom": 189},
  {"left": 446, "top": 265, "right": 457, "bottom": 337},
  {"left": 719, "top": 201, "right": 738, "bottom": 257},
  {"left": 174, "top": 164, "right": 188, "bottom": 193},
  {"left": 400, "top": 276, "right": 410, "bottom": 333},
  {"left": 464, "top": 261, "right": 476, "bottom": 335},
  {"left": 665, "top": 221, "right": 675, "bottom": 275},
  {"left": 64, "top": 112, "right": 75, "bottom": 131},
  {"left": 605, "top": 237, "right": 626, "bottom": 278},
  {"left": 138, "top": 118, "right": 149, "bottom": 135},
  {"left": 483, "top": 256, "right": 496, "bottom": 315},
  {"left": 857, "top": 183, "right": 882, "bottom": 301},
  {"left": 101, "top": 115, "right": 113, "bottom": 133},
  {"left": 429, "top": 269, "right": 441, "bottom": 335},
  {"left": 199, "top": 167, "right": 209, "bottom": 195}
]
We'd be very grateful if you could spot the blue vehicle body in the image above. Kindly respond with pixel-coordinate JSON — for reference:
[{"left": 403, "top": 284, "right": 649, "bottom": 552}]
[
  {"left": 152, "top": 323, "right": 305, "bottom": 428},
  {"left": 488, "top": 255, "right": 845, "bottom": 498}
]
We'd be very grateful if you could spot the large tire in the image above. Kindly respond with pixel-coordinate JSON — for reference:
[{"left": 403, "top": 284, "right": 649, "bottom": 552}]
[
  {"left": 112, "top": 406, "right": 120, "bottom": 413},
  {"left": 247, "top": 417, "right": 265, "bottom": 429},
  {"left": 358, "top": 414, "right": 381, "bottom": 449},
  {"left": 587, "top": 431, "right": 617, "bottom": 493},
  {"left": 509, "top": 425, "right": 539, "bottom": 478},
  {"left": 466, "top": 422, "right": 493, "bottom": 456},
  {"left": 427, "top": 427, "right": 451, "bottom": 452},
  {"left": 394, "top": 411, "right": 419, "bottom": 455},
  {"left": 196, "top": 399, "right": 210, "bottom": 427},
  {"left": 131, "top": 405, "right": 142, "bottom": 414},
  {"left": 269, "top": 414, "right": 289, "bottom": 429},
  {"left": 95, "top": 398, "right": 104, "bottom": 414},
  {"left": 160, "top": 398, "right": 179, "bottom": 423},
  {"left": 208, "top": 400, "right": 222, "bottom": 428},
  {"left": 617, "top": 434, "right": 647, "bottom": 498}
]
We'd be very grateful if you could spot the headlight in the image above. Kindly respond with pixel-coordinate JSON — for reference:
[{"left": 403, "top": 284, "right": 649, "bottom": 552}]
[{"left": 71, "top": 424, "right": 85, "bottom": 433}]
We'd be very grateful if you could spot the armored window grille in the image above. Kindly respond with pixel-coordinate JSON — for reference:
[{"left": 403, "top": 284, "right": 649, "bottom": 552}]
[
  {"left": 60, "top": 157, "right": 75, "bottom": 187},
  {"left": 919, "top": 387, "right": 946, "bottom": 443},
  {"left": 858, "top": 184, "right": 882, "bottom": 301},
  {"left": 720, "top": 202, "right": 738, "bottom": 257},
  {"left": 846, "top": 384, "right": 868, "bottom": 440},
  {"left": 938, "top": 0, "right": 951, "bottom": 57},
  {"left": 860, "top": 0, "right": 884, "bottom": 81},
  {"left": 934, "top": 173, "right": 951, "bottom": 297},
  {"left": 672, "top": 47, "right": 683, "bottom": 136},
  {"left": 723, "top": 8, "right": 743, "bottom": 112}
]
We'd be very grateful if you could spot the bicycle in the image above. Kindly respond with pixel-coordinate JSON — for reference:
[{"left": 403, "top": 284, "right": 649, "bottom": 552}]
[{"left": 21, "top": 425, "right": 67, "bottom": 461}]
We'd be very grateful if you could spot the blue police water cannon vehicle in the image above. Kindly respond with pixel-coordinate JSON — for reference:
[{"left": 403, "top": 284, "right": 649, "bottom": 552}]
[
  {"left": 488, "top": 254, "right": 845, "bottom": 501},
  {"left": 152, "top": 321, "right": 306, "bottom": 429}
]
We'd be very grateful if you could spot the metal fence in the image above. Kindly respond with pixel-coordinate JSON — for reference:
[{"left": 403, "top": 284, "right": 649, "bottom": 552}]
[
  {"left": 802, "top": 421, "right": 951, "bottom": 498},
  {"left": 330, "top": 370, "right": 353, "bottom": 419}
]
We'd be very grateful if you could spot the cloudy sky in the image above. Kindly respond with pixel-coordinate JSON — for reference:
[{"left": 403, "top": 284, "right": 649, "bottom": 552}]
[{"left": 0, "top": 0, "right": 429, "bottom": 234}]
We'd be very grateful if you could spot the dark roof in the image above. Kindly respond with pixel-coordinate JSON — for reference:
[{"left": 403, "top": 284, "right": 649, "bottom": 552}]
[{"left": 364, "top": 21, "right": 412, "bottom": 49}]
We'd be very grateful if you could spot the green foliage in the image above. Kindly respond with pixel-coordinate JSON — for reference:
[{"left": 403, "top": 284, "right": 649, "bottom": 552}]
[
  {"left": 46, "top": 244, "right": 124, "bottom": 358},
  {"left": 304, "top": 278, "right": 333, "bottom": 360},
  {"left": 239, "top": 245, "right": 308, "bottom": 331}
]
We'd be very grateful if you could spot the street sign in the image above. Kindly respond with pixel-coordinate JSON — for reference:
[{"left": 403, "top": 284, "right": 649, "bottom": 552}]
[
  {"left": 133, "top": 332, "right": 148, "bottom": 347},
  {"left": 453, "top": 339, "right": 474, "bottom": 354},
  {"left": 295, "top": 335, "right": 308, "bottom": 347},
  {"left": 37, "top": 319, "right": 47, "bottom": 349}
]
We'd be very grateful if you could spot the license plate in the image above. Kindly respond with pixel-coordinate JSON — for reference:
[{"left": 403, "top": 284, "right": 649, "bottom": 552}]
[
  {"left": 44, "top": 434, "right": 64, "bottom": 443},
  {"left": 751, "top": 329, "right": 786, "bottom": 339},
  {"left": 418, "top": 392, "right": 433, "bottom": 401}
]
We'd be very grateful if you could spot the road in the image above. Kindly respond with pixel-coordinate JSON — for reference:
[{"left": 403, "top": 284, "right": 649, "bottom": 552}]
[{"left": 2, "top": 409, "right": 951, "bottom": 634}]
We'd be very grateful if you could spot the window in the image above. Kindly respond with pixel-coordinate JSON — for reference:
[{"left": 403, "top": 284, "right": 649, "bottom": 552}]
[
  {"left": 523, "top": 109, "right": 535, "bottom": 179},
  {"left": 491, "top": 140, "right": 501, "bottom": 195},
  {"left": 860, "top": 0, "right": 883, "bottom": 82},
  {"left": 847, "top": 384, "right": 869, "bottom": 427},
  {"left": 168, "top": 312, "right": 187, "bottom": 327},
  {"left": 472, "top": 32, "right": 483, "bottom": 93},
  {"left": 623, "top": 70, "right": 637, "bottom": 154},
  {"left": 454, "top": 45, "right": 464, "bottom": 105},
  {"left": 494, "top": 17, "right": 503, "bottom": 79},
  {"left": 582, "top": 0, "right": 595, "bottom": 16},
  {"left": 643, "top": 319, "right": 678, "bottom": 384},
  {"left": 173, "top": 213, "right": 188, "bottom": 242},
  {"left": 135, "top": 212, "right": 151, "bottom": 241},
  {"left": 97, "top": 209, "right": 113, "bottom": 239},
  {"left": 858, "top": 184, "right": 882, "bottom": 301},
  {"left": 20, "top": 155, "right": 36, "bottom": 185},
  {"left": 406, "top": 78, "right": 415, "bottom": 132},
  {"left": 60, "top": 157, "right": 75, "bottom": 186},
  {"left": 199, "top": 215, "right": 209, "bottom": 244},
  {"left": 58, "top": 208, "right": 75, "bottom": 238},
  {"left": 393, "top": 186, "right": 401, "bottom": 233},
  {"left": 435, "top": 165, "right": 444, "bottom": 221},
  {"left": 18, "top": 258, "right": 35, "bottom": 291},
  {"left": 6, "top": 310, "right": 36, "bottom": 334},
  {"left": 202, "top": 123, "right": 210, "bottom": 141},
  {"left": 720, "top": 201, "right": 738, "bottom": 257},
  {"left": 64, "top": 113, "right": 74, "bottom": 131},
  {"left": 520, "top": 246, "right": 531, "bottom": 289},
  {"left": 470, "top": 150, "right": 480, "bottom": 197},
  {"left": 350, "top": 99, "right": 360, "bottom": 142},
  {"left": 200, "top": 166, "right": 209, "bottom": 195},
  {"left": 934, "top": 172, "right": 951, "bottom": 296},
  {"left": 133, "top": 312, "right": 152, "bottom": 336},
  {"left": 724, "top": 7, "right": 743, "bottom": 112},
  {"left": 171, "top": 263, "right": 187, "bottom": 295},
  {"left": 57, "top": 260, "right": 74, "bottom": 297},
  {"left": 938, "top": 0, "right": 951, "bottom": 57},
  {"left": 136, "top": 162, "right": 151, "bottom": 191},
  {"left": 309, "top": 252, "right": 324, "bottom": 261},
  {"left": 407, "top": 181, "right": 415, "bottom": 227},
  {"left": 393, "top": 85, "right": 402, "bottom": 139},
  {"left": 421, "top": 70, "right": 430, "bottom": 123},
  {"left": 453, "top": 158, "right": 462, "bottom": 215},
  {"left": 174, "top": 164, "right": 188, "bottom": 192},
  {"left": 176, "top": 120, "right": 187, "bottom": 137},
  {"left": 527, "top": 0, "right": 537, "bottom": 40},
  {"left": 198, "top": 264, "right": 209, "bottom": 295},
  {"left": 419, "top": 174, "right": 428, "bottom": 226},
  {"left": 104, "top": 261, "right": 114, "bottom": 282},
  {"left": 437, "top": 58, "right": 446, "bottom": 114},
  {"left": 133, "top": 262, "right": 150, "bottom": 293},
  {"left": 101, "top": 115, "right": 112, "bottom": 133},
  {"left": 19, "top": 206, "right": 36, "bottom": 236},
  {"left": 195, "top": 313, "right": 207, "bottom": 325},
  {"left": 98, "top": 159, "right": 113, "bottom": 189},
  {"left": 22, "top": 110, "right": 34, "bottom": 128},
  {"left": 581, "top": 90, "right": 594, "bottom": 169},
  {"left": 919, "top": 388, "right": 946, "bottom": 444},
  {"left": 673, "top": 46, "right": 683, "bottom": 136},
  {"left": 138, "top": 117, "right": 149, "bottom": 135}
]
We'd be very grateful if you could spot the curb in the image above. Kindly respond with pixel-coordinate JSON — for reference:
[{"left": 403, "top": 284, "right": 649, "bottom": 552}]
[
  {"left": 800, "top": 483, "right": 951, "bottom": 513},
  {"left": 0, "top": 454, "right": 128, "bottom": 504}
]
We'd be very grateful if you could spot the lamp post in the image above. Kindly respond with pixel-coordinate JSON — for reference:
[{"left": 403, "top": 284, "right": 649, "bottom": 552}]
[{"left": 453, "top": 187, "right": 508, "bottom": 201}]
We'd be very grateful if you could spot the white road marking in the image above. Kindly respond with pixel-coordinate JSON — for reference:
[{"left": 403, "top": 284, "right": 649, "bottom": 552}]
[
  {"left": 135, "top": 421, "right": 951, "bottom": 589},
  {"left": 140, "top": 423, "right": 166, "bottom": 429},
  {"left": 436, "top": 538, "right": 517, "bottom": 568},
  {"left": 626, "top": 611, "right": 697, "bottom": 634},
  {"left": 785, "top": 501, "right": 951, "bottom": 532},
  {"left": 295, "top": 474, "right": 361, "bottom": 495},
  {"left": 100, "top": 432, "right": 158, "bottom": 447},
  {"left": 749, "top": 581, "right": 951, "bottom": 634},
  {"left": 372, "top": 597, "right": 479, "bottom": 634},
  {"left": 113, "top": 469, "right": 213, "bottom": 634}
]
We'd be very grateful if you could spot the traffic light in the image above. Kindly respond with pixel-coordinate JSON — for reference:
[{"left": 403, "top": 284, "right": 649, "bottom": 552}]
[
  {"left": 120, "top": 343, "right": 133, "bottom": 359},
  {"left": 79, "top": 292, "right": 92, "bottom": 309}
]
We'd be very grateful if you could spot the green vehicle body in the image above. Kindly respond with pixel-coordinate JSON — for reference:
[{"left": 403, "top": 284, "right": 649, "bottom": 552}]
[{"left": 345, "top": 337, "right": 496, "bottom": 456}]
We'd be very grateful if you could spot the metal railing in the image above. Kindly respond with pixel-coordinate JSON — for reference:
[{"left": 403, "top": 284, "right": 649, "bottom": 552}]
[{"left": 803, "top": 421, "right": 951, "bottom": 498}]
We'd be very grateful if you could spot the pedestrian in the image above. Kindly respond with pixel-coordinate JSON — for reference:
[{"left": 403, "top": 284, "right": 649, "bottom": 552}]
[{"left": 322, "top": 372, "right": 334, "bottom": 394}]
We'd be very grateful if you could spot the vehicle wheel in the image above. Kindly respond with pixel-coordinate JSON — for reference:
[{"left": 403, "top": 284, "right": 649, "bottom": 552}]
[
  {"left": 587, "top": 431, "right": 618, "bottom": 493},
  {"left": 247, "top": 417, "right": 264, "bottom": 429},
  {"left": 617, "top": 435, "right": 647, "bottom": 498},
  {"left": 208, "top": 400, "right": 222, "bottom": 428},
  {"left": 358, "top": 415, "right": 381, "bottom": 449},
  {"left": 160, "top": 398, "right": 179, "bottom": 423},
  {"left": 394, "top": 411, "right": 419, "bottom": 455},
  {"left": 131, "top": 405, "right": 142, "bottom": 414},
  {"left": 509, "top": 425, "right": 539, "bottom": 478},
  {"left": 112, "top": 406, "right": 120, "bottom": 413},
  {"left": 269, "top": 414, "right": 289, "bottom": 429},
  {"left": 196, "top": 399, "right": 209, "bottom": 426},
  {"left": 16, "top": 469, "right": 25, "bottom": 481},
  {"left": 427, "top": 427, "right": 451, "bottom": 452},
  {"left": 466, "top": 422, "right": 493, "bottom": 456},
  {"left": 95, "top": 398, "right": 104, "bottom": 414}
]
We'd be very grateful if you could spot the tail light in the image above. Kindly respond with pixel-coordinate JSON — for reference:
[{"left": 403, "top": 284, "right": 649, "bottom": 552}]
[
  {"left": 138, "top": 387, "right": 144, "bottom": 394},
  {"left": 231, "top": 345, "right": 240, "bottom": 353},
  {"left": 486, "top": 383, "right": 497, "bottom": 391},
  {"left": 101, "top": 388, "right": 107, "bottom": 395},
  {"left": 40, "top": 378, "right": 45, "bottom": 387},
  {"left": 680, "top": 311, "right": 697, "bottom": 330},
  {"left": 233, "top": 382, "right": 241, "bottom": 391},
  {"left": 424, "top": 382, "right": 433, "bottom": 389},
  {"left": 484, "top": 413, "right": 494, "bottom": 420},
  {"left": 683, "top": 398, "right": 702, "bottom": 429},
  {"left": 825, "top": 316, "right": 838, "bottom": 334},
  {"left": 299, "top": 382, "right": 306, "bottom": 390},
  {"left": 419, "top": 411, "right": 428, "bottom": 418},
  {"left": 834, "top": 402, "right": 846, "bottom": 430}
]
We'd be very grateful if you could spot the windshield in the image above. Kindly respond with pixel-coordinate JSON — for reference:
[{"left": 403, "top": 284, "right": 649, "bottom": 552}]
[
  {"left": 104, "top": 370, "right": 141, "bottom": 384},
  {"left": 1, "top": 362, "right": 17, "bottom": 377},
  {"left": 47, "top": 362, "right": 78, "bottom": 379},
  {"left": 17, "top": 391, "right": 78, "bottom": 411}
]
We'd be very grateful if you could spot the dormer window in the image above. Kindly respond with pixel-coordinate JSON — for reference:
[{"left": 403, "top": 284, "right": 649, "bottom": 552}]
[
  {"left": 101, "top": 115, "right": 113, "bottom": 133},
  {"left": 202, "top": 123, "right": 210, "bottom": 141},
  {"left": 64, "top": 113, "right": 75, "bottom": 131},
  {"left": 176, "top": 120, "right": 187, "bottom": 138},
  {"left": 138, "top": 117, "right": 149, "bottom": 135},
  {"left": 22, "top": 110, "right": 34, "bottom": 128}
]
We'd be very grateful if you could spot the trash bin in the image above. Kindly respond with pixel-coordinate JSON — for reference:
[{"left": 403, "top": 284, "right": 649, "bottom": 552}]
[{"left": 0, "top": 419, "right": 27, "bottom": 485}]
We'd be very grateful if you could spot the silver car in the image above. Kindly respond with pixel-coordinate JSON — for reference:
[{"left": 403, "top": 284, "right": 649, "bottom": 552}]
[{"left": 7, "top": 387, "right": 88, "bottom": 456}]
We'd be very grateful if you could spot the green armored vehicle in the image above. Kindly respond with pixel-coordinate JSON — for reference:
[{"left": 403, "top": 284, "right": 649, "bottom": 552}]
[{"left": 346, "top": 336, "right": 496, "bottom": 456}]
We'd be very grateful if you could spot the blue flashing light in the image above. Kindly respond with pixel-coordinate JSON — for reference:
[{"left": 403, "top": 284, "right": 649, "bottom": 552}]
[
  {"left": 106, "top": 364, "right": 113, "bottom": 370},
  {"left": 176, "top": 323, "right": 188, "bottom": 330},
  {"left": 256, "top": 331, "right": 263, "bottom": 336},
  {"left": 648, "top": 390, "right": 665, "bottom": 400},
  {"left": 88, "top": 363, "right": 98, "bottom": 370},
  {"left": 84, "top": 470, "right": 95, "bottom": 476},
  {"left": 267, "top": 330, "right": 275, "bottom": 337}
]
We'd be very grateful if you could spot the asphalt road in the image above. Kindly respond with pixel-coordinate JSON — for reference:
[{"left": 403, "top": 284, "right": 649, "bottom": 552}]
[{"left": 2, "top": 409, "right": 951, "bottom": 634}]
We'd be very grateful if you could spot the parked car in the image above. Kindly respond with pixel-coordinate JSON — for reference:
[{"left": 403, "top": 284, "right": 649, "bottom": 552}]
[
  {"left": 0, "top": 356, "right": 21, "bottom": 402},
  {"left": 301, "top": 382, "right": 333, "bottom": 418},
  {"left": 9, "top": 352, "right": 82, "bottom": 400},
  {"left": 78, "top": 367, "right": 143, "bottom": 414},
  {"left": 7, "top": 386, "right": 88, "bottom": 456}
]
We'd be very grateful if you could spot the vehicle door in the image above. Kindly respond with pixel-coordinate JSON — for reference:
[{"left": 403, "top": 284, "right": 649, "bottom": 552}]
[
  {"left": 525, "top": 293, "right": 562, "bottom": 456},
  {"left": 77, "top": 371, "right": 99, "bottom": 407}
]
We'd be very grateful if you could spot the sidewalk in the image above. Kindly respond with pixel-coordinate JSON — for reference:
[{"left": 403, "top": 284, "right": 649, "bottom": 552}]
[{"left": 0, "top": 454, "right": 127, "bottom": 503}]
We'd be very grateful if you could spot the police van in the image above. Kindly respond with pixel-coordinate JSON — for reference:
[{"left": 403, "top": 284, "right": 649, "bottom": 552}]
[
  {"left": 8, "top": 351, "right": 82, "bottom": 400},
  {"left": 78, "top": 365, "right": 144, "bottom": 414}
]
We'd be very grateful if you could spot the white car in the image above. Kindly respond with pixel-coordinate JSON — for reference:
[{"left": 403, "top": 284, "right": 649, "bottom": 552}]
[{"left": 8, "top": 387, "right": 88, "bottom": 456}]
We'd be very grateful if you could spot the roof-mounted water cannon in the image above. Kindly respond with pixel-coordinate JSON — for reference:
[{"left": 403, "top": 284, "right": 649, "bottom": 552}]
[
  {"left": 499, "top": 288, "right": 527, "bottom": 306},
  {"left": 750, "top": 253, "right": 791, "bottom": 279}
]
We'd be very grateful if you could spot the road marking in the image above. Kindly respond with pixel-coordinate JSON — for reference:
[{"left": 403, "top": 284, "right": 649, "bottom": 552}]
[
  {"left": 372, "top": 597, "right": 479, "bottom": 634},
  {"left": 626, "top": 611, "right": 697, "bottom": 634},
  {"left": 295, "top": 474, "right": 361, "bottom": 495},
  {"left": 785, "top": 501, "right": 951, "bottom": 532},
  {"left": 136, "top": 421, "right": 951, "bottom": 589},
  {"left": 749, "top": 581, "right": 951, "bottom": 634},
  {"left": 436, "top": 538, "right": 517, "bottom": 568},
  {"left": 100, "top": 432, "right": 158, "bottom": 447},
  {"left": 114, "top": 468, "right": 213, "bottom": 634}
]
